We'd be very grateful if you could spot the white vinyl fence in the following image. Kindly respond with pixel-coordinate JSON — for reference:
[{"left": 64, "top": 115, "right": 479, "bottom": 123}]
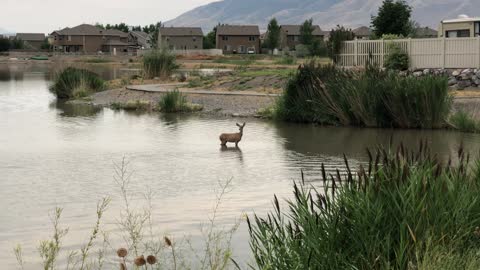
[{"left": 338, "top": 37, "right": 480, "bottom": 69}]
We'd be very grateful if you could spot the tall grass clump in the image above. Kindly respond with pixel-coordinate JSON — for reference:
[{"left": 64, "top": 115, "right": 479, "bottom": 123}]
[
  {"left": 276, "top": 61, "right": 452, "bottom": 129},
  {"left": 249, "top": 143, "right": 480, "bottom": 270},
  {"left": 449, "top": 110, "right": 480, "bottom": 133},
  {"left": 143, "top": 48, "right": 178, "bottom": 79},
  {"left": 158, "top": 89, "right": 202, "bottom": 113},
  {"left": 50, "top": 67, "right": 105, "bottom": 99}
]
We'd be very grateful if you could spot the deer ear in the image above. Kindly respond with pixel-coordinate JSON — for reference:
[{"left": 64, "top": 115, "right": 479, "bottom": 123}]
[
  {"left": 236, "top": 123, "right": 241, "bottom": 127},
  {"left": 243, "top": 122, "right": 246, "bottom": 127}
]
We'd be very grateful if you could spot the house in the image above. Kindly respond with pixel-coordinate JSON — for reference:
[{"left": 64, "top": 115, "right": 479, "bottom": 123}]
[
  {"left": 51, "top": 24, "right": 131, "bottom": 54},
  {"left": 353, "top": 26, "right": 372, "bottom": 40},
  {"left": 439, "top": 15, "right": 480, "bottom": 38},
  {"left": 158, "top": 27, "right": 203, "bottom": 50},
  {"left": 415, "top": 27, "right": 438, "bottom": 38},
  {"left": 14, "top": 33, "right": 46, "bottom": 50},
  {"left": 128, "top": 31, "right": 151, "bottom": 49},
  {"left": 216, "top": 25, "right": 260, "bottom": 54},
  {"left": 279, "top": 25, "right": 325, "bottom": 51}
]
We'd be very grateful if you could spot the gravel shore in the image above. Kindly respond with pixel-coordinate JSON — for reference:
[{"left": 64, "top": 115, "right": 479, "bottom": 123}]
[{"left": 90, "top": 88, "right": 277, "bottom": 117}]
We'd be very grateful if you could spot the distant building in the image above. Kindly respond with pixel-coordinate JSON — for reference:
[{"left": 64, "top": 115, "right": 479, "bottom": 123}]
[
  {"left": 279, "top": 25, "right": 325, "bottom": 51},
  {"left": 158, "top": 27, "right": 203, "bottom": 50},
  {"left": 14, "top": 33, "right": 46, "bottom": 50},
  {"left": 439, "top": 15, "right": 480, "bottom": 38},
  {"left": 216, "top": 25, "right": 260, "bottom": 54},
  {"left": 128, "top": 31, "right": 151, "bottom": 49},
  {"left": 415, "top": 27, "right": 438, "bottom": 38},
  {"left": 51, "top": 24, "right": 131, "bottom": 54},
  {"left": 353, "top": 26, "right": 372, "bottom": 40}
]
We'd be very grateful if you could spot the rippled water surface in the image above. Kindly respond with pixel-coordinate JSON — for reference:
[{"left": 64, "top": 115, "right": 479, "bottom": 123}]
[{"left": 1, "top": 63, "right": 480, "bottom": 269}]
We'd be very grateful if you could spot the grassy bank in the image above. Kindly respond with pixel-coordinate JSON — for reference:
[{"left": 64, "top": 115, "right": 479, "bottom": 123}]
[
  {"left": 50, "top": 67, "right": 105, "bottom": 99},
  {"left": 273, "top": 62, "right": 452, "bottom": 129},
  {"left": 249, "top": 143, "right": 480, "bottom": 269}
]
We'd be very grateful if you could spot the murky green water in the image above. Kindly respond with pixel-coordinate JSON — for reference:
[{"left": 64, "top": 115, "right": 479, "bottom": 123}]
[{"left": 1, "top": 63, "right": 479, "bottom": 269}]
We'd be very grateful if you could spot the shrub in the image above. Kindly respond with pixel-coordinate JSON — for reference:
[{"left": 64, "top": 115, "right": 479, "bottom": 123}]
[
  {"left": 274, "top": 55, "right": 297, "bottom": 65},
  {"left": 0, "top": 37, "right": 9, "bottom": 52},
  {"left": 276, "top": 61, "right": 451, "bottom": 128},
  {"left": 384, "top": 43, "right": 410, "bottom": 71},
  {"left": 326, "top": 25, "right": 355, "bottom": 62},
  {"left": 249, "top": 143, "right": 480, "bottom": 270},
  {"left": 50, "top": 67, "right": 105, "bottom": 99},
  {"left": 143, "top": 48, "right": 178, "bottom": 79},
  {"left": 449, "top": 110, "right": 479, "bottom": 133},
  {"left": 158, "top": 89, "right": 202, "bottom": 113}
]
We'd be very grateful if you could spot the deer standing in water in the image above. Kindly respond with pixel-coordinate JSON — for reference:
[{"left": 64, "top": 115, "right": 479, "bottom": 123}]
[{"left": 219, "top": 123, "right": 246, "bottom": 147}]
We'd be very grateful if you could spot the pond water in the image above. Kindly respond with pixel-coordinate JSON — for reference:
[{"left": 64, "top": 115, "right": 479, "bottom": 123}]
[{"left": 1, "top": 63, "right": 480, "bottom": 269}]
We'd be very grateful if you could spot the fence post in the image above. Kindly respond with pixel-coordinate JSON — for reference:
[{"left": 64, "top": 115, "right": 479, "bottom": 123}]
[
  {"left": 381, "top": 39, "right": 385, "bottom": 67},
  {"left": 441, "top": 38, "right": 446, "bottom": 69},
  {"left": 354, "top": 38, "right": 358, "bottom": 66},
  {"left": 408, "top": 38, "right": 412, "bottom": 69}
]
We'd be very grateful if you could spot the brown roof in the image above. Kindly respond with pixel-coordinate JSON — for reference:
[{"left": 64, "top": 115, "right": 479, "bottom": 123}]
[
  {"left": 216, "top": 25, "right": 260, "bottom": 36},
  {"left": 353, "top": 26, "right": 372, "bottom": 37},
  {"left": 15, "top": 33, "right": 45, "bottom": 41},
  {"left": 53, "top": 24, "right": 127, "bottom": 37},
  {"left": 280, "top": 25, "right": 324, "bottom": 36},
  {"left": 159, "top": 27, "right": 203, "bottom": 36}
]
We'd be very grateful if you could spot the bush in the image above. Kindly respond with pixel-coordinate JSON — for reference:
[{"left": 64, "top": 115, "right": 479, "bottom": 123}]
[
  {"left": 50, "top": 67, "right": 105, "bottom": 99},
  {"left": 143, "top": 48, "right": 178, "bottom": 79},
  {"left": 274, "top": 55, "right": 297, "bottom": 65},
  {"left": 385, "top": 43, "right": 410, "bottom": 71},
  {"left": 0, "top": 37, "right": 9, "bottom": 52},
  {"left": 249, "top": 143, "right": 480, "bottom": 269},
  {"left": 326, "top": 25, "right": 355, "bottom": 62},
  {"left": 276, "top": 61, "right": 451, "bottom": 128},
  {"left": 449, "top": 110, "right": 480, "bottom": 133},
  {"left": 158, "top": 89, "right": 202, "bottom": 113}
]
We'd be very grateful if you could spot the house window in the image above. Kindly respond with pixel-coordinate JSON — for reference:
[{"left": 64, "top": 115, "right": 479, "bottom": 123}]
[
  {"left": 68, "top": 35, "right": 71, "bottom": 41},
  {"left": 475, "top": 22, "right": 480, "bottom": 37},
  {"left": 194, "top": 45, "right": 198, "bottom": 49},
  {"left": 193, "top": 37, "right": 197, "bottom": 42},
  {"left": 249, "top": 36, "right": 256, "bottom": 41},
  {"left": 293, "top": 36, "right": 299, "bottom": 42},
  {"left": 54, "top": 36, "right": 57, "bottom": 41},
  {"left": 222, "top": 36, "right": 228, "bottom": 41},
  {"left": 447, "top": 29, "right": 470, "bottom": 38}
]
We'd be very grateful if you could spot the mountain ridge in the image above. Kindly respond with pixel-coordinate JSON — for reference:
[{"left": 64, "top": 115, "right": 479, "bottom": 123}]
[{"left": 166, "top": 0, "right": 479, "bottom": 31}]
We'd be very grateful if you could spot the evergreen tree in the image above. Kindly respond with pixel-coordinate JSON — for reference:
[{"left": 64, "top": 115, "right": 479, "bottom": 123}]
[
  {"left": 371, "top": 0, "right": 413, "bottom": 37},
  {"left": 203, "top": 26, "right": 217, "bottom": 49},
  {"left": 265, "top": 18, "right": 281, "bottom": 50}
]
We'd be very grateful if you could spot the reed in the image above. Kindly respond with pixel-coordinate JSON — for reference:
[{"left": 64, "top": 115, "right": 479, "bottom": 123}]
[
  {"left": 449, "top": 110, "right": 480, "bottom": 133},
  {"left": 276, "top": 61, "right": 452, "bottom": 129},
  {"left": 158, "top": 89, "right": 202, "bottom": 113},
  {"left": 143, "top": 48, "right": 178, "bottom": 79},
  {"left": 248, "top": 142, "right": 480, "bottom": 269},
  {"left": 50, "top": 67, "right": 105, "bottom": 99}
]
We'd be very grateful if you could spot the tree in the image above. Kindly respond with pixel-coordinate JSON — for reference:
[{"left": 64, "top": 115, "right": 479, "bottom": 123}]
[
  {"left": 326, "top": 25, "right": 355, "bottom": 62},
  {"left": 371, "top": 0, "right": 412, "bottom": 37},
  {"left": 143, "top": 24, "right": 157, "bottom": 34},
  {"left": 0, "top": 37, "right": 9, "bottom": 52},
  {"left": 131, "top": 25, "right": 142, "bottom": 32},
  {"left": 10, "top": 38, "right": 24, "bottom": 50},
  {"left": 149, "top": 22, "right": 162, "bottom": 49},
  {"left": 265, "top": 18, "right": 280, "bottom": 50},
  {"left": 203, "top": 26, "right": 217, "bottom": 49},
  {"left": 299, "top": 19, "right": 315, "bottom": 45}
]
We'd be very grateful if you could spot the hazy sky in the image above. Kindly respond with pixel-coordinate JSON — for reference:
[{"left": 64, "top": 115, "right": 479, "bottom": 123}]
[{"left": 0, "top": 0, "right": 218, "bottom": 33}]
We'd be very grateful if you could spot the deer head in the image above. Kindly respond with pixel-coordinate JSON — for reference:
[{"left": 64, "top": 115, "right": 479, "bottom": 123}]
[{"left": 236, "top": 122, "right": 246, "bottom": 134}]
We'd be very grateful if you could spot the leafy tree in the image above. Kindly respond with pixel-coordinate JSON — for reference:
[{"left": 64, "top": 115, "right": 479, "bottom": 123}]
[
  {"left": 371, "top": 0, "right": 412, "bottom": 37},
  {"left": 10, "top": 38, "right": 24, "bottom": 50},
  {"left": 265, "top": 18, "right": 281, "bottom": 50},
  {"left": 203, "top": 26, "right": 217, "bottom": 49},
  {"left": 131, "top": 25, "right": 142, "bottom": 32},
  {"left": 143, "top": 24, "right": 157, "bottom": 34},
  {"left": 40, "top": 38, "right": 51, "bottom": 50},
  {"left": 0, "top": 37, "right": 9, "bottom": 52},
  {"left": 299, "top": 19, "right": 315, "bottom": 45},
  {"left": 95, "top": 23, "right": 105, "bottom": 29},
  {"left": 326, "top": 25, "right": 355, "bottom": 62},
  {"left": 149, "top": 22, "right": 163, "bottom": 49}
]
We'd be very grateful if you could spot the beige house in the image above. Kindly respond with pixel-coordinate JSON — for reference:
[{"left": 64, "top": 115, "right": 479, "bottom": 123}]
[
  {"left": 216, "top": 25, "right": 260, "bottom": 54},
  {"left": 158, "top": 27, "right": 203, "bottom": 50},
  {"left": 51, "top": 24, "right": 130, "bottom": 54},
  {"left": 439, "top": 15, "right": 480, "bottom": 38},
  {"left": 279, "top": 25, "right": 325, "bottom": 51},
  {"left": 14, "top": 33, "right": 46, "bottom": 50}
]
